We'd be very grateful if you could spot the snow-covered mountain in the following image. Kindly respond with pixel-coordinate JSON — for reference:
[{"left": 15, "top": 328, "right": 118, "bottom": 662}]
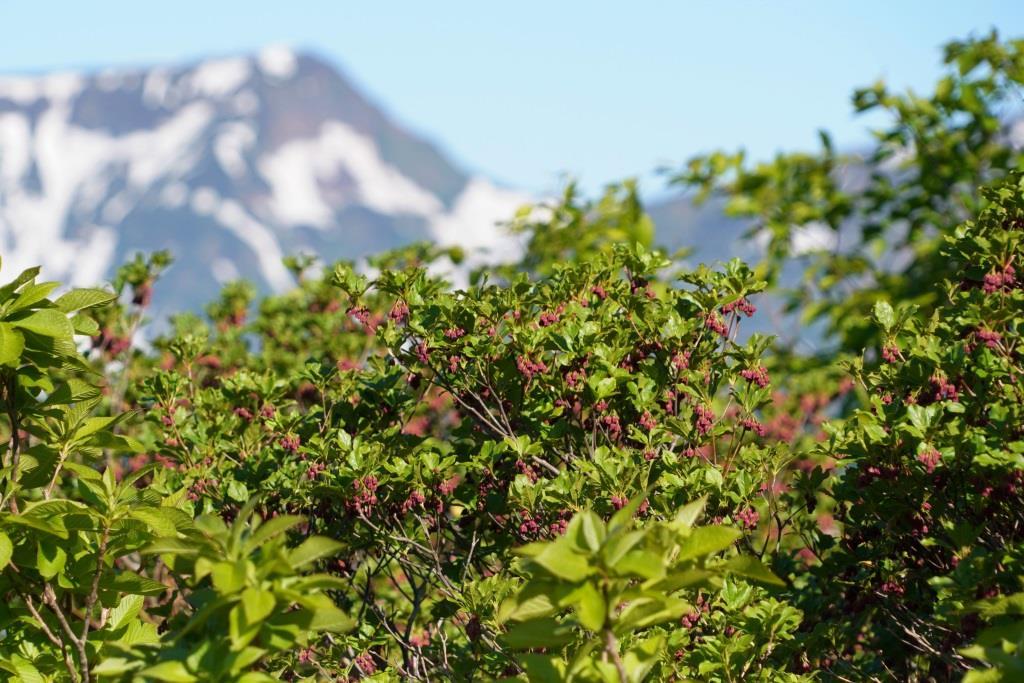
[{"left": 0, "top": 47, "right": 527, "bottom": 314}]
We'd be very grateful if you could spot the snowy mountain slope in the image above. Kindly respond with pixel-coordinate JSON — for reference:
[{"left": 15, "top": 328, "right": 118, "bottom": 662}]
[{"left": 0, "top": 47, "right": 527, "bottom": 315}]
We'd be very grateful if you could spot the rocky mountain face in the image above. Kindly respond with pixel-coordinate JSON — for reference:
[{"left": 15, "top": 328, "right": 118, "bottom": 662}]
[{"left": 0, "top": 47, "right": 527, "bottom": 316}]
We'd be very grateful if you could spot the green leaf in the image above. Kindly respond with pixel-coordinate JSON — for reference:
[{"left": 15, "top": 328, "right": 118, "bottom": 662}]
[
  {"left": 140, "top": 661, "right": 197, "bottom": 682},
  {"left": 0, "top": 532, "right": 12, "bottom": 570},
  {"left": 99, "top": 570, "right": 169, "bottom": 596},
  {"left": 212, "top": 560, "right": 248, "bottom": 594},
  {"left": 502, "top": 617, "right": 576, "bottom": 649},
  {"left": 230, "top": 588, "right": 277, "bottom": 650},
  {"left": 55, "top": 288, "right": 116, "bottom": 313},
  {"left": 71, "top": 314, "right": 100, "bottom": 336},
  {"left": 499, "top": 590, "right": 557, "bottom": 623},
  {"left": 616, "top": 596, "right": 688, "bottom": 631},
  {"left": 287, "top": 536, "right": 343, "bottom": 569},
  {"left": 37, "top": 539, "right": 67, "bottom": 579},
  {"left": 568, "top": 581, "right": 606, "bottom": 631},
  {"left": 517, "top": 654, "right": 567, "bottom": 683},
  {"left": 93, "top": 657, "right": 141, "bottom": 677},
  {"left": 575, "top": 511, "right": 605, "bottom": 552},
  {"left": 526, "top": 539, "right": 593, "bottom": 582},
  {"left": 9, "top": 308, "right": 73, "bottom": 339},
  {"left": 8, "top": 282, "right": 59, "bottom": 314},
  {"left": 674, "top": 498, "right": 706, "bottom": 528},
  {"left": 722, "top": 555, "right": 785, "bottom": 587},
  {"left": 613, "top": 550, "right": 665, "bottom": 580},
  {"left": 6, "top": 656, "right": 45, "bottom": 683},
  {"left": 608, "top": 492, "right": 646, "bottom": 533},
  {"left": 226, "top": 480, "right": 250, "bottom": 502},
  {"left": 0, "top": 266, "right": 40, "bottom": 298},
  {"left": 676, "top": 526, "right": 741, "bottom": 562},
  {"left": 241, "top": 587, "right": 276, "bottom": 623},
  {"left": 129, "top": 507, "right": 191, "bottom": 537},
  {"left": 108, "top": 594, "right": 145, "bottom": 630},
  {"left": 245, "top": 514, "right": 305, "bottom": 551},
  {"left": 307, "top": 602, "right": 354, "bottom": 633},
  {"left": 0, "top": 323, "right": 25, "bottom": 366},
  {"left": 873, "top": 300, "right": 895, "bottom": 332}
]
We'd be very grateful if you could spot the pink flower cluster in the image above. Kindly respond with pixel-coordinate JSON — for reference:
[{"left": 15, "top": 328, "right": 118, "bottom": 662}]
[
  {"left": 347, "top": 305, "right": 371, "bottom": 326},
  {"left": 409, "top": 631, "right": 431, "bottom": 648},
  {"left": 695, "top": 405, "right": 715, "bottom": 435},
  {"left": 346, "top": 476, "right": 380, "bottom": 516},
  {"left": 983, "top": 264, "right": 1016, "bottom": 293},
  {"left": 415, "top": 341, "right": 430, "bottom": 364},
  {"left": 740, "top": 417, "right": 767, "bottom": 437},
  {"left": 564, "top": 368, "right": 586, "bottom": 389},
  {"left": 735, "top": 506, "right": 760, "bottom": 530},
  {"left": 705, "top": 313, "right": 729, "bottom": 337},
  {"left": 306, "top": 461, "right": 326, "bottom": 479},
  {"left": 881, "top": 345, "right": 901, "bottom": 363},
  {"left": 438, "top": 475, "right": 460, "bottom": 497},
  {"left": 444, "top": 326, "right": 466, "bottom": 340},
  {"left": 389, "top": 300, "right": 410, "bottom": 323},
  {"left": 671, "top": 350, "right": 691, "bottom": 371},
  {"left": 680, "top": 594, "right": 710, "bottom": 629},
  {"left": 917, "top": 447, "right": 941, "bottom": 473},
  {"left": 516, "top": 355, "right": 548, "bottom": 381},
  {"left": 976, "top": 327, "right": 1002, "bottom": 349},
  {"left": 740, "top": 365, "right": 770, "bottom": 387},
  {"left": 539, "top": 305, "right": 564, "bottom": 327},
  {"left": 401, "top": 489, "right": 426, "bottom": 513},
  {"left": 931, "top": 376, "right": 959, "bottom": 402},
  {"left": 515, "top": 458, "right": 538, "bottom": 483},
  {"left": 354, "top": 652, "right": 377, "bottom": 674},
  {"left": 280, "top": 434, "right": 301, "bottom": 453},
  {"left": 722, "top": 297, "right": 757, "bottom": 317},
  {"left": 600, "top": 413, "right": 622, "bottom": 440}
]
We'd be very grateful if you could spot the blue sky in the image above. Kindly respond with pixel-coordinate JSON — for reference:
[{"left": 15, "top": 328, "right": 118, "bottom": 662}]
[{"left": 3, "top": 2, "right": 1023, "bottom": 195}]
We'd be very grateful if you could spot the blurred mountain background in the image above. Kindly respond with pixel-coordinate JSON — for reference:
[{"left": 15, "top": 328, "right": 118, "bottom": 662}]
[
  {"left": 0, "top": 48, "right": 533, "bottom": 316},
  {"left": 0, "top": 1, "right": 1020, "bottom": 330},
  {"left": 0, "top": 48, "right": 758, "bottom": 320}
]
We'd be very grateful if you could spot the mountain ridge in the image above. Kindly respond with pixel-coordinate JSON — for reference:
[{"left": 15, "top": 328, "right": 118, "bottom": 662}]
[{"left": 0, "top": 47, "right": 527, "bottom": 316}]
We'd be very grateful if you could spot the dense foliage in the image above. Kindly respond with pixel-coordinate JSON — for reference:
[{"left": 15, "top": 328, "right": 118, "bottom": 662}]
[{"left": 1, "top": 30, "right": 1023, "bottom": 683}]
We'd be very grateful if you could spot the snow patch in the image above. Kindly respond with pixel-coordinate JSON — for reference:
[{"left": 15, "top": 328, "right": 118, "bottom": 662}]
[
  {"left": 429, "top": 178, "right": 528, "bottom": 259},
  {"left": 232, "top": 89, "right": 259, "bottom": 116},
  {"left": 186, "top": 57, "right": 251, "bottom": 98},
  {"left": 213, "top": 197, "right": 294, "bottom": 291},
  {"left": 0, "top": 72, "right": 83, "bottom": 104},
  {"left": 258, "top": 120, "right": 443, "bottom": 227},
  {"left": 214, "top": 121, "right": 256, "bottom": 178},
  {"left": 142, "top": 68, "right": 172, "bottom": 107},
  {"left": 191, "top": 186, "right": 219, "bottom": 215},
  {"left": 97, "top": 70, "right": 124, "bottom": 92},
  {"left": 258, "top": 45, "right": 298, "bottom": 80},
  {"left": 160, "top": 182, "right": 189, "bottom": 209},
  {"left": 212, "top": 257, "right": 241, "bottom": 283},
  {"left": 70, "top": 226, "right": 118, "bottom": 286},
  {"left": 0, "top": 98, "right": 214, "bottom": 286},
  {"left": 101, "top": 192, "right": 133, "bottom": 224},
  {"left": 0, "top": 113, "right": 31, "bottom": 183}
]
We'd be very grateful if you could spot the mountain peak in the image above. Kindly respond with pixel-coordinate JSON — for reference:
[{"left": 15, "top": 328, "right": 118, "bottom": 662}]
[{"left": 0, "top": 49, "right": 527, "bottom": 315}]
